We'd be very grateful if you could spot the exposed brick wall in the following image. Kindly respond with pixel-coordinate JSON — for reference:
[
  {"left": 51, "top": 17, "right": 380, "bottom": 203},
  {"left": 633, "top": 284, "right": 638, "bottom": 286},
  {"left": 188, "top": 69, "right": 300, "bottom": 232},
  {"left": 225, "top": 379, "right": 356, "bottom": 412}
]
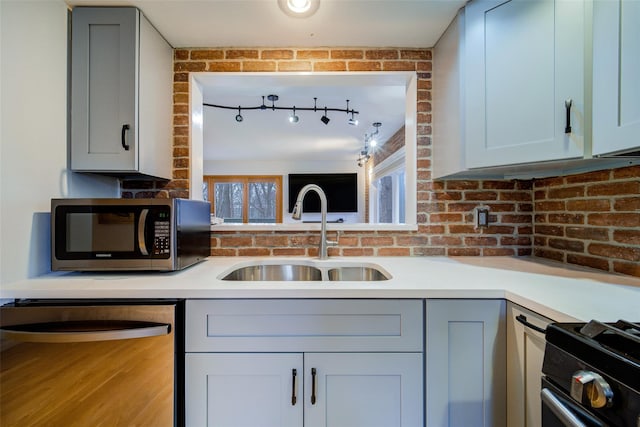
[
  {"left": 149, "top": 47, "right": 532, "bottom": 258},
  {"left": 373, "top": 125, "right": 405, "bottom": 165},
  {"left": 533, "top": 165, "right": 640, "bottom": 277},
  {"left": 122, "top": 46, "right": 640, "bottom": 278}
]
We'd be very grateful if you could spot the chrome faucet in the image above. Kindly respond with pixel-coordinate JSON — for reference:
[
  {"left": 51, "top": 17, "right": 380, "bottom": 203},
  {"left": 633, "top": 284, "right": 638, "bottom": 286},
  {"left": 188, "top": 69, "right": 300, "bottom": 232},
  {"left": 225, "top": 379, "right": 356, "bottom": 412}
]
[{"left": 291, "top": 184, "right": 338, "bottom": 260}]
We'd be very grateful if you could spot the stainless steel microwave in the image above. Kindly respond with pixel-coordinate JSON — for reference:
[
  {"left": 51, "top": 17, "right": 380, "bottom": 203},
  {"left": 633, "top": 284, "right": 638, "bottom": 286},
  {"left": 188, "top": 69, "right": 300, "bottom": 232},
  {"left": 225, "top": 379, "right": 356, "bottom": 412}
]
[{"left": 51, "top": 198, "right": 211, "bottom": 271}]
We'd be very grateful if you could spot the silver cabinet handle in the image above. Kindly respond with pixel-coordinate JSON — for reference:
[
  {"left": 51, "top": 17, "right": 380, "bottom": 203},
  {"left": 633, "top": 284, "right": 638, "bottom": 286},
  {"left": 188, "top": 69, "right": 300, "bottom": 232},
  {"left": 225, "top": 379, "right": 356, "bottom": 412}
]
[
  {"left": 291, "top": 369, "right": 297, "bottom": 406},
  {"left": 311, "top": 367, "right": 317, "bottom": 405},
  {"left": 0, "top": 320, "right": 170, "bottom": 343},
  {"left": 541, "top": 388, "right": 587, "bottom": 427}
]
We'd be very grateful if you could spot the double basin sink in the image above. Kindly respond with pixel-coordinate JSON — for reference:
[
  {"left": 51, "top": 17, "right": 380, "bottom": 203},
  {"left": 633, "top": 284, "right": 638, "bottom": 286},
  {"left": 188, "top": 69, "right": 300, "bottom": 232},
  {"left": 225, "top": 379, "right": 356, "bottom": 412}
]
[{"left": 221, "top": 260, "right": 390, "bottom": 282}]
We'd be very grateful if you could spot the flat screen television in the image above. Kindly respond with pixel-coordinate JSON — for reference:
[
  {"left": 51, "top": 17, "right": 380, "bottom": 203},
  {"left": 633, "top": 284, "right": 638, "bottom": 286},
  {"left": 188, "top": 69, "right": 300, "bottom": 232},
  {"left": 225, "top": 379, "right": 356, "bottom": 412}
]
[{"left": 288, "top": 173, "right": 358, "bottom": 213}]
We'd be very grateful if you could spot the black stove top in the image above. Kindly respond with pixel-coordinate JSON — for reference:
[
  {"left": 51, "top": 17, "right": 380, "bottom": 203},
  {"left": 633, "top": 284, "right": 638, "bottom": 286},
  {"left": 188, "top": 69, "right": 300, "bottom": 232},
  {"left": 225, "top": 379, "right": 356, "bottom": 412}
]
[
  {"left": 545, "top": 320, "right": 640, "bottom": 392},
  {"left": 543, "top": 320, "right": 640, "bottom": 427}
]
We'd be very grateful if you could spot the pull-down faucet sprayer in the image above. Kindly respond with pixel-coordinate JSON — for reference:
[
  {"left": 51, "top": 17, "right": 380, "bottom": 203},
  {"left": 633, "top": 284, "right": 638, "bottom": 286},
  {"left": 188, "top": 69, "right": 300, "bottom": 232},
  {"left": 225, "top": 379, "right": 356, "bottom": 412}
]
[{"left": 292, "top": 184, "right": 337, "bottom": 260}]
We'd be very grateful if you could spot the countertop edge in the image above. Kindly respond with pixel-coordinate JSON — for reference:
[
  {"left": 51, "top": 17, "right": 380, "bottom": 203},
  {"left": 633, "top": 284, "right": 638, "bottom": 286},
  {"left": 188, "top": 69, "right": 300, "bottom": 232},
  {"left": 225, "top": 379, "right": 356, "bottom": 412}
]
[{"left": 1, "top": 256, "right": 639, "bottom": 323}]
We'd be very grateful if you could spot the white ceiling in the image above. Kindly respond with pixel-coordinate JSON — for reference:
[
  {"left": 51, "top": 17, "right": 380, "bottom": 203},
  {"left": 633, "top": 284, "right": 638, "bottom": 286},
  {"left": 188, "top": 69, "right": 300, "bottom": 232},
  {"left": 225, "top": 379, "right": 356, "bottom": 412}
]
[
  {"left": 65, "top": 0, "right": 466, "bottom": 48},
  {"left": 65, "top": 0, "right": 465, "bottom": 163}
]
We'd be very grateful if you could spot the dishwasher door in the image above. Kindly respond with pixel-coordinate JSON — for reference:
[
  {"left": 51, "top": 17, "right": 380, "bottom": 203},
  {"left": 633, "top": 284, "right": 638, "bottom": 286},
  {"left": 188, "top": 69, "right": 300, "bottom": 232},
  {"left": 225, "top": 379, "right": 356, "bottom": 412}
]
[{"left": 0, "top": 300, "right": 181, "bottom": 427}]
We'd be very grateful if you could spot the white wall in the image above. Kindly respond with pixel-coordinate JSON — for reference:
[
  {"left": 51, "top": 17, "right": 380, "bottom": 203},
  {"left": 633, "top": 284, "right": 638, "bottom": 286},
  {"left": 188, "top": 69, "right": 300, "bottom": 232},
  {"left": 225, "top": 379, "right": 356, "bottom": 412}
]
[{"left": 0, "top": 1, "right": 119, "bottom": 286}]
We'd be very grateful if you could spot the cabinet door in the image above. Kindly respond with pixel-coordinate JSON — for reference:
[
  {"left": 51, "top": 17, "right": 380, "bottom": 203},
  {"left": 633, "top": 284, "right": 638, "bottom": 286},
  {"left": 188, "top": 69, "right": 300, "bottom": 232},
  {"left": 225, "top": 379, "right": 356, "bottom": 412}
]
[
  {"left": 426, "top": 299, "right": 506, "bottom": 427},
  {"left": 71, "top": 7, "right": 137, "bottom": 172},
  {"left": 465, "top": 0, "right": 584, "bottom": 168},
  {"left": 592, "top": 0, "right": 640, "bottom": 156},
  {"left": 506, "top": 303, "right": 551, "bottom": 427},
  {"left": 433, "top": 9, "right": 466, "bottom": 179},
  {"left": 185, "top": 353, "right": 303, "bottom": 427},
  {"left": 304, "top": 352, "right": 423, "bottom": 427}
]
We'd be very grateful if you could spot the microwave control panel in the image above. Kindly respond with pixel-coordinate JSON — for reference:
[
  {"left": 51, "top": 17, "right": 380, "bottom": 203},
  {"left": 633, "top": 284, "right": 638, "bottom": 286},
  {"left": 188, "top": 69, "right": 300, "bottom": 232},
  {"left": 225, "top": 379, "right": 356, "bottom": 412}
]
[{"left": 153, "top": 221, "right": 171, "bottom": 255}]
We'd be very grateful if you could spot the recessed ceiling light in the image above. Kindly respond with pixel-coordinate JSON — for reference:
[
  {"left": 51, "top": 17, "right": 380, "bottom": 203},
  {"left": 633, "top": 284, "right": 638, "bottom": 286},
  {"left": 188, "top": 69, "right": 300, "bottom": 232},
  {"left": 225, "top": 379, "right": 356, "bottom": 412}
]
[{"left": 278, "top": 0, "right": 320, "bottom": 18}]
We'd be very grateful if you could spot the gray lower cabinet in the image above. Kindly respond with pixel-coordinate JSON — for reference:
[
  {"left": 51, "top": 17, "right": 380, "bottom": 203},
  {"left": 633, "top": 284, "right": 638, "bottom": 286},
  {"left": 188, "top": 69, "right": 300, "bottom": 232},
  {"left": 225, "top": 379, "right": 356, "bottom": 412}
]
[
  {"left": 185, "top": 299, "right": 424, "bottom": 427},
  {"left": 71, "top": 7, "right": 172, "bottom": 179},
  {"left": 506, "top": 302, "right": 552, "bottom": 427},
  {"left": 425, "top": 299, "right": 506, "bottom": 427}
]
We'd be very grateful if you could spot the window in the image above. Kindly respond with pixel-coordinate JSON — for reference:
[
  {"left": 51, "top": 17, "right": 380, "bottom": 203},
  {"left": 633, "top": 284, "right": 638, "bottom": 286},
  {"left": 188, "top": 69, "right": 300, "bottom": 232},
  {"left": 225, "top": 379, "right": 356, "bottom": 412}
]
[
  {"left": 203, "top": 176, "right": 282, "bottom": 223},
  {"left": 370, "top": 148, "right": 406, "bottom": 224}
]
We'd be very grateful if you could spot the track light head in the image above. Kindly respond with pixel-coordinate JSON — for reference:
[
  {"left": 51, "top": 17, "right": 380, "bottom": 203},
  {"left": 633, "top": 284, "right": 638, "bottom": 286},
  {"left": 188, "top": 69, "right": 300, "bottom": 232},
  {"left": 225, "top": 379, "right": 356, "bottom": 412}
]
[
  {"left": 235, "top": 106, "right": 243, "bottom": 122},
  {"left": 321, "top": 107, "right": 330, "bottom": 124},
  {"left": 357, "top": 122, "right": 382, "bottom": 165},
  {"left": 289, "top": 107, "right": 299, "bottom": 123},
  {"left": 346, "top": 100, "right": 358, "bottom": 126}
]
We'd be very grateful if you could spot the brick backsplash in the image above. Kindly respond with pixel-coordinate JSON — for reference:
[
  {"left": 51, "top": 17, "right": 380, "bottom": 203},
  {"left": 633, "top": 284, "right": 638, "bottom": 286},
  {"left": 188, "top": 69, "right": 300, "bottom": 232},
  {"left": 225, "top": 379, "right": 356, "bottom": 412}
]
[
  {"left": 533, "top": 165, "right": 640, "bottom": 277},
  {"left": 120, "top": 47, "right": 639, "bottom": 278}
]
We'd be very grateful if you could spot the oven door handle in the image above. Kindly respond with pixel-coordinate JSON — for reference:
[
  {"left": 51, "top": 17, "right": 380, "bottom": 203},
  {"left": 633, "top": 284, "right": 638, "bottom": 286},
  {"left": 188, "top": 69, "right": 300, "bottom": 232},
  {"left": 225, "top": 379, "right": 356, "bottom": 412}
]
[
  {"left": 0, "top": 320, "right": 170, "bottom": 343},
  {"left": 541, "top": 388, "right": 588, "bottom": 427}
]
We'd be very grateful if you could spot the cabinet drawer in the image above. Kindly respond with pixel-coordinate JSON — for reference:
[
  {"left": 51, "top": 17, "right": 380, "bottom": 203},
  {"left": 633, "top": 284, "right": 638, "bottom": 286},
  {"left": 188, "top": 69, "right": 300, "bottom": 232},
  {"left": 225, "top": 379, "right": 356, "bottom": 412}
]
[{"left": 186, "top": 299, "right": 423, "bottom": 352}]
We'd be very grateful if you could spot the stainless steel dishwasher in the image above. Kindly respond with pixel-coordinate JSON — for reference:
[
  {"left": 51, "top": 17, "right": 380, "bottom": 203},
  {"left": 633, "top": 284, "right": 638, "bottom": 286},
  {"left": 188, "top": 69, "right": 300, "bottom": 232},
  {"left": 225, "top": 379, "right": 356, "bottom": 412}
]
[{"left": 0, "top": 299, "right": 184, "bottom": 427}]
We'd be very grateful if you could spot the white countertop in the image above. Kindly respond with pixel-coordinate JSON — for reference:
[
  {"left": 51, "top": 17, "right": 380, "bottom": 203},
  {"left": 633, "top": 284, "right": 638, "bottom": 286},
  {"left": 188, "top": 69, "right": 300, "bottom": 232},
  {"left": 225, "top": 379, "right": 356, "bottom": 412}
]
[{"left": 1, "top": 256, "right": 638, "bottom": 323}]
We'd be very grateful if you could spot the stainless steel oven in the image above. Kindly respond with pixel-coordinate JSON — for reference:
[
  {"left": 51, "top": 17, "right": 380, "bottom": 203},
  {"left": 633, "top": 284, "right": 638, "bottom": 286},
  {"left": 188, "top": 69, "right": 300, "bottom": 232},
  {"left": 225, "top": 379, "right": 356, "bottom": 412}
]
[
  {"left": 0, "top": 299, "right": 184, "bottom": 427},
  {"left": 541, "top": 320, "right": 640, "bottom": 427}
]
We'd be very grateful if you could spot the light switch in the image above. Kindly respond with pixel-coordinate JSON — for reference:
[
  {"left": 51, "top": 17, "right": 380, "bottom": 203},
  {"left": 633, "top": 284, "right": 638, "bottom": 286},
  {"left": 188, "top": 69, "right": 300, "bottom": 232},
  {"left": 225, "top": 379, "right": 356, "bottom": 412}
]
[{"left": 474, "top": 206, "right": 490, "bottom": 229}]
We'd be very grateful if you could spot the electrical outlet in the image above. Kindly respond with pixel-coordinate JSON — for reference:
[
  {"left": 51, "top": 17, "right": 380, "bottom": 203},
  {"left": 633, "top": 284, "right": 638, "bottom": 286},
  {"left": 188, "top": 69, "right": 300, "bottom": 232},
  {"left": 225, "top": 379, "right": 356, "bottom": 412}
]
[{"left": 474, "top": 206, "right": 490, "bottom": 229}]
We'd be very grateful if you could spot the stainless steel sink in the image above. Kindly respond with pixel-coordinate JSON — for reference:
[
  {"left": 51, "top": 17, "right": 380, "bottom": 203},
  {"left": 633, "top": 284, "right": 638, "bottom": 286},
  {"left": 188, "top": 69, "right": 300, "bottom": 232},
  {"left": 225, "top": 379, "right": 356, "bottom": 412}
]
[
  {"left": 221, "top": 261, "right": 391, "bottom": 282},
  {"left": 327, "top": 266, "right": 390, "bottom": 281},
  {"left": 221, "top": 264, "right": 323, "bottom": 281}
]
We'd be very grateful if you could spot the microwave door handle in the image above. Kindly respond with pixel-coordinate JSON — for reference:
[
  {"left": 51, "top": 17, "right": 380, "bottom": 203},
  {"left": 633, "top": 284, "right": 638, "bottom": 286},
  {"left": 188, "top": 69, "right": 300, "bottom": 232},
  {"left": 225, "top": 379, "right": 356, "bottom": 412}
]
[
  {"left": 0, "top": 320, "right": 170, "bottom": 344},
  {"left": 138, "top": 208, "right": 149, "bottom": 256}
]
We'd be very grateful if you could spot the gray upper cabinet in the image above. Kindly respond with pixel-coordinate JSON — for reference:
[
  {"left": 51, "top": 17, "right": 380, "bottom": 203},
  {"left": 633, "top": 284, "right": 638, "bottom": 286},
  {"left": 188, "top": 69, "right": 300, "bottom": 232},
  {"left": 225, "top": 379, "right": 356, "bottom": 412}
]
[
  {"left": 592, "top": 0, "right": 640, "bottom": 157},
  {"left": 434, "top": 0, "right": 586, "bottom": 179},
  {"left": 433, "top": 0, "right": 638, "bottom": 179},
  {"left": 71, "top": 7, "right": 173, "bottom": 179},
  {"left": 465, "top": 0, "right": 585, "bottom": 169}
]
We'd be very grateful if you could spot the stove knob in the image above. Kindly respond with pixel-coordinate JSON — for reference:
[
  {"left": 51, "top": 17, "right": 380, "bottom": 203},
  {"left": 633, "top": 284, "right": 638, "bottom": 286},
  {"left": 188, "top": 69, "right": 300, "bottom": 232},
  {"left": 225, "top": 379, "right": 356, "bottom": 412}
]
[{"left": 571, "top": 370, "right": 614, "bottom": 409}]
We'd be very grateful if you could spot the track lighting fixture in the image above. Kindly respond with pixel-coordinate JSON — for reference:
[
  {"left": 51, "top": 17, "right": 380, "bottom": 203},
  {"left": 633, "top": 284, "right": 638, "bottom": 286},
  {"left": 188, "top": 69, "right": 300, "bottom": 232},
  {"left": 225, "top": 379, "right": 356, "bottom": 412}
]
[
  {"left": 289, "top": 106, "right": 299, "bottom": 123},
  {"left": 320, "top": 107, "right": 330, "bottom": 125},
  {"left": 347, "top": 100, "right": 358, "bottom": 126},
  {"left": 204, "top": 95, "right": 358, "bottom": 125},
  {"left": 357, "top": 122, "right": 382, "bottom": 167},
  {"left": 368, "top": 122, "right": 381, "bottom": 146}
]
